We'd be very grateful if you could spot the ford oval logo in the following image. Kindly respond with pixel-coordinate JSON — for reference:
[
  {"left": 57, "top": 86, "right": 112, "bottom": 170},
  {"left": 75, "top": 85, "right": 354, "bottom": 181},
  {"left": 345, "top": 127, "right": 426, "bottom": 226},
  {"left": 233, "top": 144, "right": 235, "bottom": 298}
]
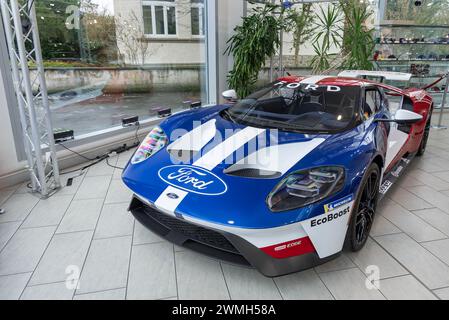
[{"left": 158, "top": 165, "right": 228, "bottom": 196}]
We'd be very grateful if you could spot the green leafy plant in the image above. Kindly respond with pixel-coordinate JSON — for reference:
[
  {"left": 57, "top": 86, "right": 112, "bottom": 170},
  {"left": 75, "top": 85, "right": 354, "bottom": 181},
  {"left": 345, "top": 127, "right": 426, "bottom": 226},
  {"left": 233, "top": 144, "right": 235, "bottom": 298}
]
[
  {"left": 340, "top": 0, "right": 375, "bottom": 70},
  {"left": 286, "top": 3, "right": 315, "bottom": 66},
  {"left": 310, "top": 4, "right": 342, "bottom": 73},
  {"left": 225, "top": 4, "right": 282, "bottom": 98}
]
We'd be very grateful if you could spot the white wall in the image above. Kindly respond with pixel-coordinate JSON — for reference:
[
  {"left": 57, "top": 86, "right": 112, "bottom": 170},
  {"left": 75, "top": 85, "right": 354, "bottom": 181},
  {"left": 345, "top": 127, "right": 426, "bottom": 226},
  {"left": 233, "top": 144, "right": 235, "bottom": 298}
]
[{"left": 0, "top": 67, "right": 26, "bottom": 186}]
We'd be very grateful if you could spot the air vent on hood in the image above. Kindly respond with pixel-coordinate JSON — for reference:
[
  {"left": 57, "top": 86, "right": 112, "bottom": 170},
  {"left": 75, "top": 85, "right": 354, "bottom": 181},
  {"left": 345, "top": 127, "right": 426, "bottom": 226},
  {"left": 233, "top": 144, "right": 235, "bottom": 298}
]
[{"left": 224, "top": 167, "right": 282, "bottom": 179}]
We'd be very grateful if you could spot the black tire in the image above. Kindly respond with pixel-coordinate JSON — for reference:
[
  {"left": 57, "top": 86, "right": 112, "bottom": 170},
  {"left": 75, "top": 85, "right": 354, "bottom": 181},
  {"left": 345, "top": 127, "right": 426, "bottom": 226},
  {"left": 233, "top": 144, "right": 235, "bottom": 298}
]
[
  {"left": 417, "top": 108, "right": 433, "bottom": 157},
  {"left": 345, "top": 163, "right": 381, "bottom": 252}
]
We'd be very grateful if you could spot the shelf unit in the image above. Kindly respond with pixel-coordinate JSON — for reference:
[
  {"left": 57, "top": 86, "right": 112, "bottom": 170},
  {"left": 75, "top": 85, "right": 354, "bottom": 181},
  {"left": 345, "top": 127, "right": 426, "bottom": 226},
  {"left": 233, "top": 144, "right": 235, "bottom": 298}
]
[{"left": 373, "top": 22, "right": 449, "bottom": 108}]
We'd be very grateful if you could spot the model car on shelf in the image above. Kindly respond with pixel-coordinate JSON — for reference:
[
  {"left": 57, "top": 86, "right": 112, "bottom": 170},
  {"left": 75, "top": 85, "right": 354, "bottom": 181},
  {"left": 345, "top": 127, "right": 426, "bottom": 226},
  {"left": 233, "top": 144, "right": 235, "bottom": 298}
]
[{"left": 122, "top": 70, "right": 434, "bottom": 277}]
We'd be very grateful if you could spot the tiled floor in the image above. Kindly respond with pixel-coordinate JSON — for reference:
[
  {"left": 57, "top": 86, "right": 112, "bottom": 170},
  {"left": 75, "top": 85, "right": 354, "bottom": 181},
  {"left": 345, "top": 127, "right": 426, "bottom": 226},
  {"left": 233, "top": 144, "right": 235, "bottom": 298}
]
[{"left": 2, "top": 118, "right": 449, "bottom": 300}]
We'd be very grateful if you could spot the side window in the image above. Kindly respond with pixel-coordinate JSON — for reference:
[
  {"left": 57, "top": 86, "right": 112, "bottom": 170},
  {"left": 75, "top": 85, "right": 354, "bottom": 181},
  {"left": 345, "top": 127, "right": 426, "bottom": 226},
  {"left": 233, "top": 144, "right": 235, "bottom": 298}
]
[
  {"left": 363, "top": 89, "right": 382, "bottom": 119},
  {"left": 402, "top": 96, "right": 414, "bottom": 112}
]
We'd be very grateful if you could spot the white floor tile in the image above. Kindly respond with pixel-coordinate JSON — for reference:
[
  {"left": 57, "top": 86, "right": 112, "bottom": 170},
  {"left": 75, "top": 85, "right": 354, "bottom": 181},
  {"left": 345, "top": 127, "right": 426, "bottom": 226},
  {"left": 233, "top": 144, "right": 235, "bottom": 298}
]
[
  {"left": 222, "top": 263, "right": 282, "bottom": 300},
  {"left": 375, "top": 233, "right": 449, "bottom": 289},
  {"left": 56, "top": 199, "right": 103, "bottom": 234},
  {"left": 29, "top": 231, "right": 93, "bottom": 286},
  {"left": 133, "top": 221, "right": 166, "bottom": 245},
  {"left": 104, "top": 180, "right": 133, "bottom": 204},
  {"left": 275, "top": 269, "right": 333, "bottom": 300},
  {"left": 127, "top": 242, "right": 177, "bottom": 300},
  {"left": 388, "top": 186, "right": 434, "bottom": 211},
  {"left": 0, "top": 226, "right": 56, "bottom": 276},
  {"left": 86, "top": 159, "right": 115, "bottom": 177},
  {"left": 348, "top": 238, "right": 408, "bottom": 279},
  {"left": 0, "top": 273, "right": 32, "bottom": 300},
  {"left": 175, "top": 251, "right": 229, "bottom": 300},
  {"left": 380, "top": 203, "right": 446, "bottom": 242},
  {"left": 408, "top": 169, "right": 449, "bottom": 191},
  {"left": 94, "top": 203, "right": 134, "bottom": 240},
  {"left": 414, "top": 208, "right": 449, "bottom": 236},
  {"left": 0, "top": 194, "right": 39, "bottom": 223},
  {"left": 370, "top": 215, "right": 402, "bottom": 237},
  {"left": 21, "top": 282, "right": 75, "bottom": 300},
  {"left": 74, "top": 288, "right": 126, "bottom": 300},
  {"left": 0, "top": 221, "right": 21, "bottom": 251},
  {"left": 407, "top": 186, "right": 449, "bottom": 215},
  {"left": 319, "top": 268, "right": 385, "bottom": 300},
  {"left": 74, "top": 176, "right": 111, "bottom": 200},
  {"left": 314, "top": 254, "right": 355, "bottom": 274},
  {"left": 21, "top": 195, "right": 73, "bottom": 229},
  {"left": 379, "top": 275, "right": 437, "bottom": 300},
  {"left": 76, "top": 236, "right": 131, "bottom": 295},
  {"left": 421, "top": 239, "right": 449, "bottom": 266},
  {"left": 434, "top": 287, "right": 449, "bottom": 300}
]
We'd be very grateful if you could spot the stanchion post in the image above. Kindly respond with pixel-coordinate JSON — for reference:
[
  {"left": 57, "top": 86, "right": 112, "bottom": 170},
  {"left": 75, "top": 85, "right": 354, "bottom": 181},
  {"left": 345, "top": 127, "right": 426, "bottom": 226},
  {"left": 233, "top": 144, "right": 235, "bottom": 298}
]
[{"left": 433, "top": 72, "right": 449, "bottom": 130}]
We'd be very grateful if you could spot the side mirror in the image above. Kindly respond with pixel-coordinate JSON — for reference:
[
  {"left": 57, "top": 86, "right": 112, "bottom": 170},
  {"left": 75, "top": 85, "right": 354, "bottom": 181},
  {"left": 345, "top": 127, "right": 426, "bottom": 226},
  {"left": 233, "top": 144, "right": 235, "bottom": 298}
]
[
  {"left": 394, "top": 109, "right": 423, "bottom": 124},
  {"left": 222, "top": 89, "right": 238, "bottom": 103}
]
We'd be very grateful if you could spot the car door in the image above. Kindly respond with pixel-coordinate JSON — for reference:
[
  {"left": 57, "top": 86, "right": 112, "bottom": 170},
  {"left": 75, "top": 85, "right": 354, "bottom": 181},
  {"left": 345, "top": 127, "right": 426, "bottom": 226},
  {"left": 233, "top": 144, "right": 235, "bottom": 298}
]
[{"left": 381, "top": 90, "right": 410, "bottom": 171}]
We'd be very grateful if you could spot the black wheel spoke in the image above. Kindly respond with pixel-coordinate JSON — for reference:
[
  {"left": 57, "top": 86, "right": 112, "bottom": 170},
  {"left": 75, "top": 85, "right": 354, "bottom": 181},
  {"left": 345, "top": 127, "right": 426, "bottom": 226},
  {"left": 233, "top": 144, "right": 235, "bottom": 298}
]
[{"left": 353, "top": 170, "right": 379, "bottom": 247}]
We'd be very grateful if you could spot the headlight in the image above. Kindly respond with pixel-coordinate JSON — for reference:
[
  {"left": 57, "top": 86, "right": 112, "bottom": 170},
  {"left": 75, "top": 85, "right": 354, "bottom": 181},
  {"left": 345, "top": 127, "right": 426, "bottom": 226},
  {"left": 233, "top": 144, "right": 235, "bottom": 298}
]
[
  {"left": 131, "top": 126, "right": 168, "bottom": 165},
  {"left": 267, "top": 166, "right": 345, "bottom": 212}
]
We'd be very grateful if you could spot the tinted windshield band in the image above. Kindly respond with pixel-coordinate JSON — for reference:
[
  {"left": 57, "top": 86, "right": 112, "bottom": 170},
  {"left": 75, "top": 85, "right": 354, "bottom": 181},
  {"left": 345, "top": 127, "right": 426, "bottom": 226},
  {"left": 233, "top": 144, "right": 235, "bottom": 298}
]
[{"left": 225, "top": 83, "right": 361, "bottom": 134}]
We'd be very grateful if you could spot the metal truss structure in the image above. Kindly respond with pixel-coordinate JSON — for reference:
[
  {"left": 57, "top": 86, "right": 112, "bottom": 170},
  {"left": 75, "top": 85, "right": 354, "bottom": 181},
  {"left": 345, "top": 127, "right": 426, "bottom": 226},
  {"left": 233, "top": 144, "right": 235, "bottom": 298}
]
[{"left": 1, "top": 0, "right": 60, "bottom": 198}]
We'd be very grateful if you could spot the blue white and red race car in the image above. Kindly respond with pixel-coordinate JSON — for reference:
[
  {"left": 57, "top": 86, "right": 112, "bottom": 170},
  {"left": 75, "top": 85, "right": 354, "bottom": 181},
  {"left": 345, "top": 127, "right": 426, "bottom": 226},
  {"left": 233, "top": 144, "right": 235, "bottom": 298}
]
[{"left": 122, "top": 70, "right": 433, "bottom": 277}]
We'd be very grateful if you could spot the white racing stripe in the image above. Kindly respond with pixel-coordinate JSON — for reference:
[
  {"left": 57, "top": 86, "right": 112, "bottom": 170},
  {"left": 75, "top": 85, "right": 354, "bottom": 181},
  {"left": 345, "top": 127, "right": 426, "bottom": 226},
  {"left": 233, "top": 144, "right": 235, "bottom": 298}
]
[
  {"left": 193, "top": 127, "right": 265, "bottom": 171},
  {"left": 224, "top": 138, "right": 326, "bottom": 176},
  {"left": 167, "top": 119, "right": 217, "bottom": 153},
  {"left": 154, "top": 186, "right": 188, "bottom": 216}
]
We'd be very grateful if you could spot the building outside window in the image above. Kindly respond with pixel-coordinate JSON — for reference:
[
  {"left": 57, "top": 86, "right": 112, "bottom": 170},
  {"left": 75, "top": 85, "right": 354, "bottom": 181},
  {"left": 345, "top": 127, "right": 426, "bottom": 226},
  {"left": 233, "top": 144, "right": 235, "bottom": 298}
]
[
  {"left": 2, "top": 0, "right": 210, "bottom": 138},
  {"left": 142, "top": 0, "right": 177, "bottom": 37},
  {"left": 191, "top": 0, "right": 205, "bottom": 37}
]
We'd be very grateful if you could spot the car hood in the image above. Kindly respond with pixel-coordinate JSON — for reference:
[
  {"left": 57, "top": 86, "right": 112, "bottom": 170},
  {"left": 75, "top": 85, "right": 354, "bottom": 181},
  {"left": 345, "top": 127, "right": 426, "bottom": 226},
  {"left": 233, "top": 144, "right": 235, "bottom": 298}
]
[{"left": 122, "top": 105, "right": 365, "bottom": 228}]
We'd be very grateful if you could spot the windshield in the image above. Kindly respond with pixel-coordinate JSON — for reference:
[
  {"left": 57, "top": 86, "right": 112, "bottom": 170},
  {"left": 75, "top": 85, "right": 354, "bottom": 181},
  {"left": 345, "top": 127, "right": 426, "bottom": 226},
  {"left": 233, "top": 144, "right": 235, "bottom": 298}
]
[{"left": 223, "top": 82, "right": 361, "bottom": 133}]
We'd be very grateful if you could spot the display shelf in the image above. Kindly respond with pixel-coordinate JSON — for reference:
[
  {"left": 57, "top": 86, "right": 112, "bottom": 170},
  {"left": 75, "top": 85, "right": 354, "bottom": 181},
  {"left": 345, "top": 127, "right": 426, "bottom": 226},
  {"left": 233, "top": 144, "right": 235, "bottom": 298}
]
[
  {"left": 378, "top": 42, "right": 449, "bottom": 45},
  {"left": 379, "top": 23, "right": 449, "bottom": 29}
]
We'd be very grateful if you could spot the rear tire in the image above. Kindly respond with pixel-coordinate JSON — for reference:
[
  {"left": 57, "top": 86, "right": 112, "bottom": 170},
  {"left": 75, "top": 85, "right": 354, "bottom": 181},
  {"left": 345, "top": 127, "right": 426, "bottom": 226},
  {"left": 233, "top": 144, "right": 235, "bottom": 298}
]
[
  {"left": 417, "top": 108, "right": 433, "bottom": 157},
  {"left": 345, "top": 163, "right": 381, "bottom": 252}
]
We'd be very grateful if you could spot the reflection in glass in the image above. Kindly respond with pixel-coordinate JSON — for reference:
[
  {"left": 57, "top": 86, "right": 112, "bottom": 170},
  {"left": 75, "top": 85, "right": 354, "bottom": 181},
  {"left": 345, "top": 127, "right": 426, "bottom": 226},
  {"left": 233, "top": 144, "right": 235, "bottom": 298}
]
[{"left": 33, "top": 0, "right": 208, "bottom": 136}]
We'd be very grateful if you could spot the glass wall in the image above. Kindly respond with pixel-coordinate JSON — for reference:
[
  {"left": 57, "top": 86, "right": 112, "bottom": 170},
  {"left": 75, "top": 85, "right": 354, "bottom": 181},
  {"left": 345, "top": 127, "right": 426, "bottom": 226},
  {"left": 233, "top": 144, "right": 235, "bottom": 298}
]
[{"left": 33, "top": 0, "right": 208, "bottom": 136}]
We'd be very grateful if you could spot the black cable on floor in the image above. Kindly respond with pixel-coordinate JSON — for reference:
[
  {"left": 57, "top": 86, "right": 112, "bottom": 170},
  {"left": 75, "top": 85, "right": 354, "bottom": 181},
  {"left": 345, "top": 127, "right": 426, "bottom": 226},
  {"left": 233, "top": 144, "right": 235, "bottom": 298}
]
[
  {"left": 58, "top": 142, "right": 97, "bottom": 162},
  {"left": 106, "top": 157, "right": 125, "bottom": 171}
]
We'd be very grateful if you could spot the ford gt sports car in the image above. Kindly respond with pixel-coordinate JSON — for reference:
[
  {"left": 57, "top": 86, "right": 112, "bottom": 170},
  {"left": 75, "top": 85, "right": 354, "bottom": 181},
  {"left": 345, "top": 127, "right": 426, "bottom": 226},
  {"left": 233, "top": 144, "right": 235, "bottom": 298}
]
[{"left": 122, "top": 70, "right": 433, "bottom": 277}]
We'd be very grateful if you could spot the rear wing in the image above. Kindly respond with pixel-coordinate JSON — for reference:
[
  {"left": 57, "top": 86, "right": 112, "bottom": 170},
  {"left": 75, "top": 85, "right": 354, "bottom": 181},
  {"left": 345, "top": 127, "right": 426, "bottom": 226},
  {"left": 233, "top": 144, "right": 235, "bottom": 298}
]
[{"left": 338, "top": 70, "right": 412, "bottom": 82}]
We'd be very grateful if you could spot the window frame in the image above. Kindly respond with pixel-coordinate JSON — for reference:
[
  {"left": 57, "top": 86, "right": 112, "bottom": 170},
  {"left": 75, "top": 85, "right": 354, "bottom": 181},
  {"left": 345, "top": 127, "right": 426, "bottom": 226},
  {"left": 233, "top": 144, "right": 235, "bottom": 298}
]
[
  {"left": 363, "top": 87, "right": 383, "bottom": 119},
  {"left": 142, "top": 0, "right": 178, "bottom": 38},
  {"left": 191, "top": 1, "right": 206, "bottom": 38}
]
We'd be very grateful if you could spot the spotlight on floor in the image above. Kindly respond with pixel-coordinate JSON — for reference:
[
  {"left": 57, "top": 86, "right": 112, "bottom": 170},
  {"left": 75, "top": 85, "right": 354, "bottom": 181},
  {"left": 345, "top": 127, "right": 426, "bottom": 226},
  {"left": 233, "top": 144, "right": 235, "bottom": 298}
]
[
  {"left": 157, "top": 108, "right": 172, "bottom": 118},
  {"left": 53, "top": 128, "right": 74, "bottom": 143},
  {"left": 190, "top": 101, "right": 202, "bottom": 109},
  {"left": 122, "top": 116, "right": 140, "bottom": 127}
]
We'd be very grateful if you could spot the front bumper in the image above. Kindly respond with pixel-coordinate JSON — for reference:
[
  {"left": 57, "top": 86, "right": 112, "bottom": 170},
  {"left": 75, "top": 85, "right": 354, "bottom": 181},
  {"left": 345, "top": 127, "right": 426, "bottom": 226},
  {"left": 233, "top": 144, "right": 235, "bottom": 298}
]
[{"left": 129, "top": 196, "right": 338, "bottom": 277}]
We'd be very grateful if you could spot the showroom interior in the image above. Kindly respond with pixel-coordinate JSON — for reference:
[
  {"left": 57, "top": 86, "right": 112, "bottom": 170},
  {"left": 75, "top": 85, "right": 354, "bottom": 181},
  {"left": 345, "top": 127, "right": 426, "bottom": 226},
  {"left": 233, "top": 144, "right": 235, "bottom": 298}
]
[{"left": 1, "top": 0, "right": 449, "bottom": 301}]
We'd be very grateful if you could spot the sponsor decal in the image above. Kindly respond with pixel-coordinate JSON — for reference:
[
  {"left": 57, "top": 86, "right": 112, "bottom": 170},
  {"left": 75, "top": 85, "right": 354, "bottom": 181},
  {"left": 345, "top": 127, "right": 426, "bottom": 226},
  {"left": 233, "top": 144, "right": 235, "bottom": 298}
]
[
  {"left": 391, "top": 166, "right": 404, "bottom": 178},
  {"left": 261, "top": 237, "right": 315, "bottom": 259},
  {"left": 158, "top": 165, "right": 228, "bottom": 196},
  {"left": 311, "top": 205, "right": 351, "bottom": 228},
  {"left": 379, "top": 180, "right": 393, "bottom": 195},
  {"left": 324, "top": 194, "right": 354, "bottom": 213}
]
